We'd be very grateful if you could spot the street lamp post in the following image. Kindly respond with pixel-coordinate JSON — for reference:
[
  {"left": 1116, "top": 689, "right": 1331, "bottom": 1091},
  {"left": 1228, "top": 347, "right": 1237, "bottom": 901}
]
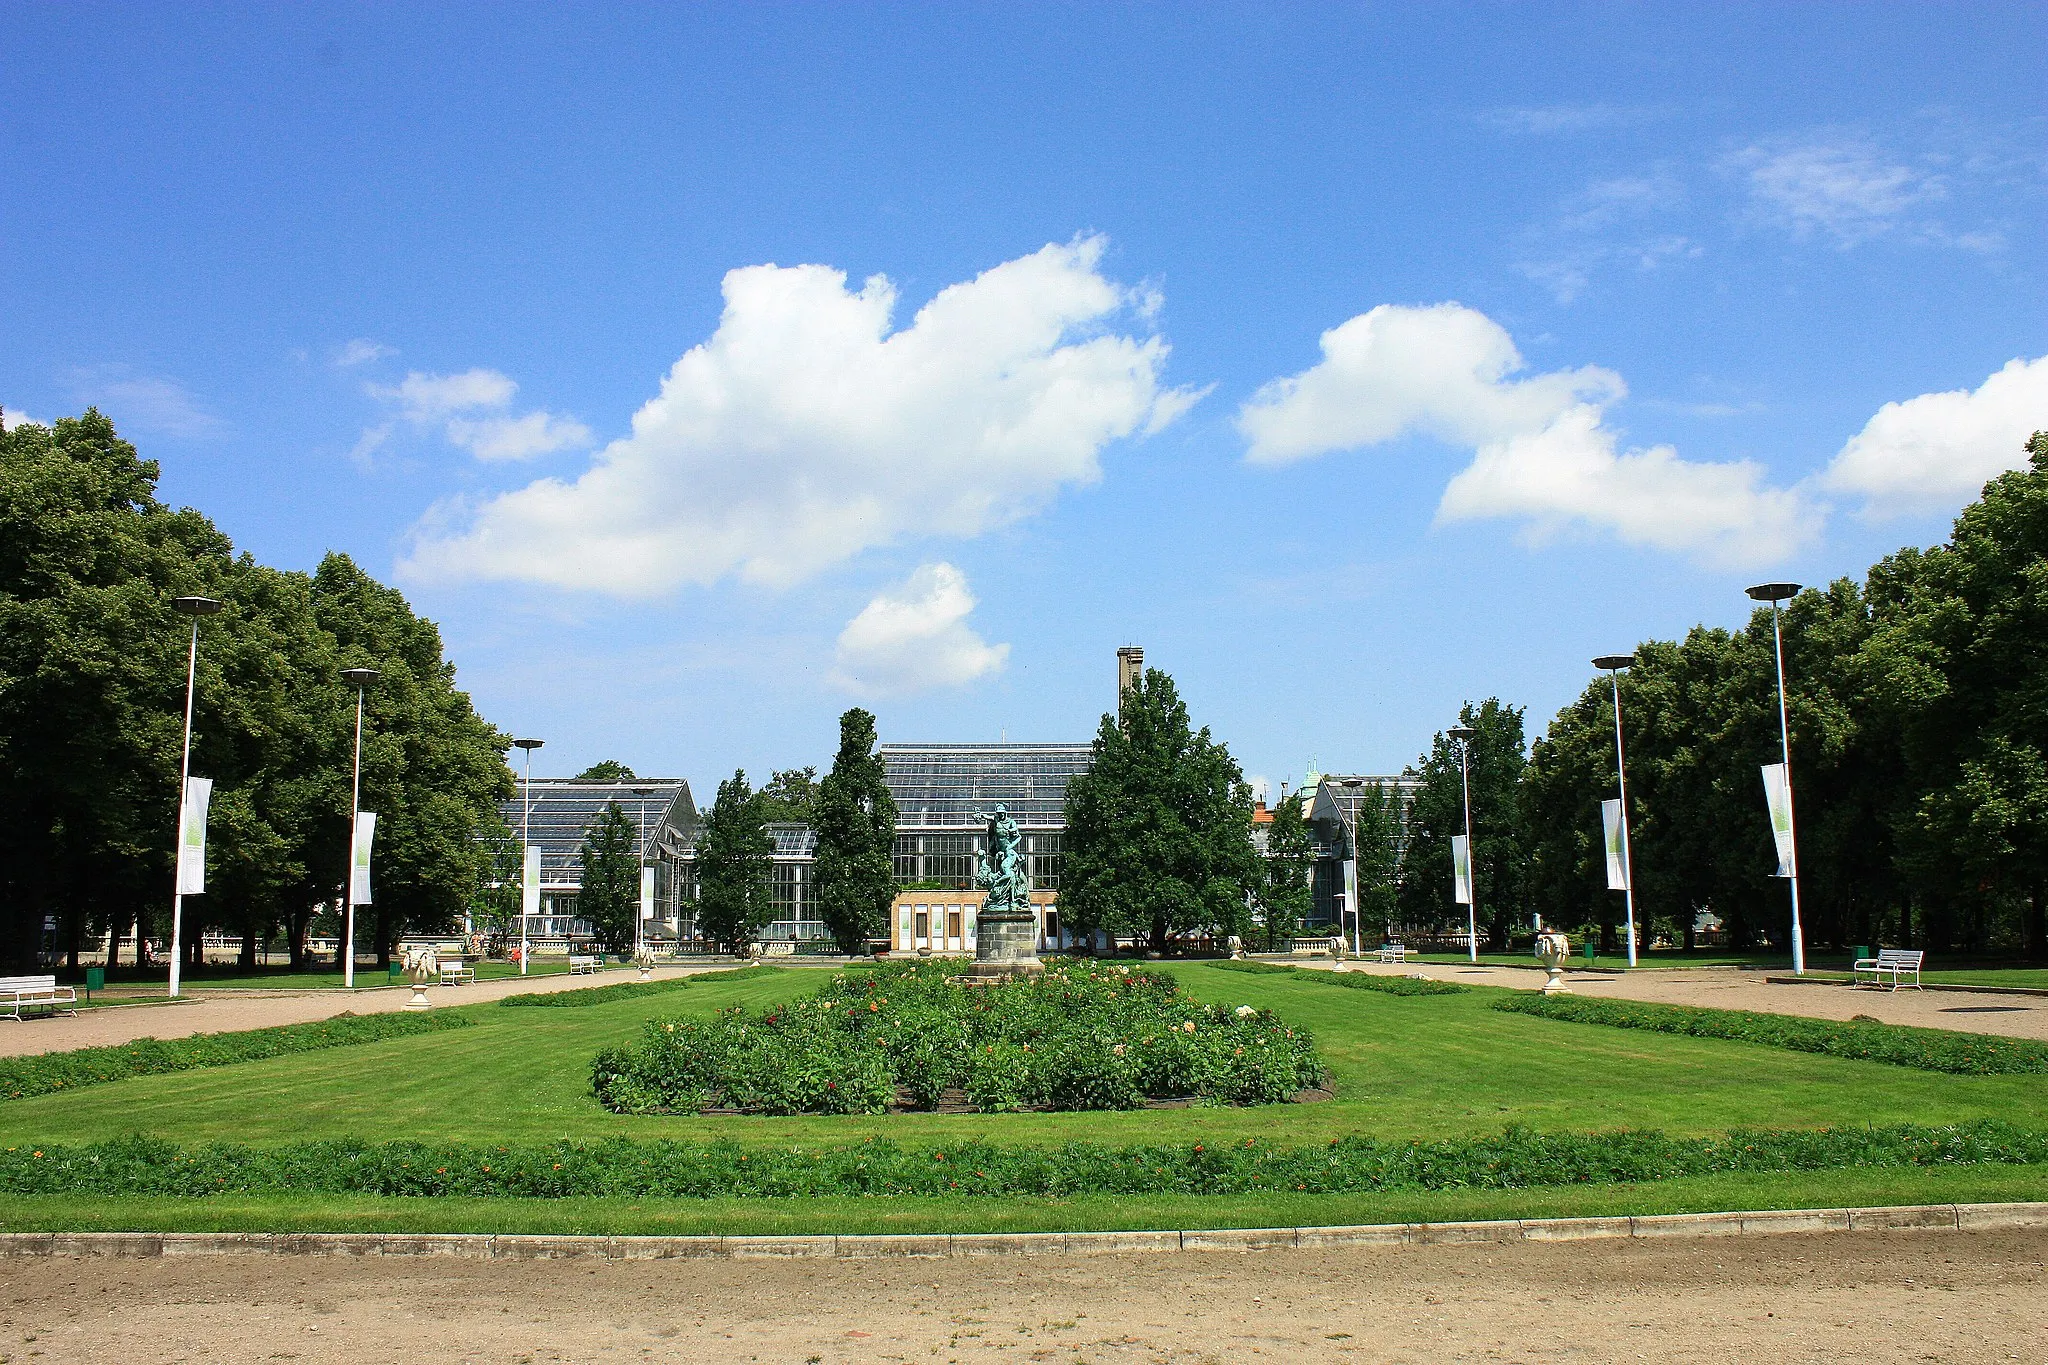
[
  {"left": 1747, "top": 582, "right": 1806, "bottom": 976},
  {"left": 632, "top": 785, "right": 654, "bottom": 962},
  {"left": 513, "top": 738, "right": 544, "bottom": 975},
  {"left": 339, "top": 667, "right": 379, "bottom": 989},
  {"left": 1339, "top": 778, "right": 1365, "bottom": 958},
  {"left": 1447, "top": 725, "right": 1480, "bottom": 964},
  {"left": 166, "top": 595, "right": 222, "bottom": 998},
  {"left": 1593, "top": 654, "right": 1640, "bottom": 967}
]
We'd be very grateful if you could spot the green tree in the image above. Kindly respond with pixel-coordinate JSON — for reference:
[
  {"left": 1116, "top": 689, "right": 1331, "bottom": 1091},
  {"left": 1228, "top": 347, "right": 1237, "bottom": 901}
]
[
  {"left": 468, "top": 810, "right": 524, "bottom": 956},
  {"left": 693, "top": 770, "right": 775, "bottom": 954},
  {"left": 576, "top": 801, "right": 640, "bottom": 954},
  {"left": 1259, "top": 792, "right": 1313, "bottom": 950},
  {"left": 754, "top": 767, "right": 819, "bottom": 825},
  {"left": 575, "top": 760, "right": 637, "bottom": 781},
  {"left": 1062, "top": 668, "right": 1261, "bottom": 952},
  {"left": 812, "top": 710, "right": 898, "bottom": 956},
  {"left": 1351, "top": 783, "right": 1402, "bottom": 943},
  {"left": 1396, "top": 699, "right": 1528, "bottom": 950}
]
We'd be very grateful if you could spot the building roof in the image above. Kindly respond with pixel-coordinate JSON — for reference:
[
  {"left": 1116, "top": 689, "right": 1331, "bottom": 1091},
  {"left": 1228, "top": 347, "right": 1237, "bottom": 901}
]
[
  {"left": 499, "top": 778, "right": 697, "bottom": 888},
  {"left": 880, "top": 742, "right": 1093, "bottom": 830}
]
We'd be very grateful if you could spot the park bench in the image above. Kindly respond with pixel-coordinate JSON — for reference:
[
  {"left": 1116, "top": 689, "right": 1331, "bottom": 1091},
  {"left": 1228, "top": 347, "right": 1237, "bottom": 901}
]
[
  {"left": 437, "top": 958, "right": 476, "bottom": 986},
  {"left": 567, "top": 954, "right": 601, "bottom": 975},
  {"left": 1853, "top": 948, "right": 1924, "bottom": 990},
  {"left": 1376, "top": 943, "right": 1408, "bottom": 964},
  {"left": 0, "top": 975, "right": 78, "bottom": 1021}
]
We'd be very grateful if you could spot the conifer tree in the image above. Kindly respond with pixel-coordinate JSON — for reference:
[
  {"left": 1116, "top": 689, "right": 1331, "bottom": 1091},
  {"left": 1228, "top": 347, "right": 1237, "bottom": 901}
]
[{"left": 813, "top": 709, "right": 899, "bottom": 955}]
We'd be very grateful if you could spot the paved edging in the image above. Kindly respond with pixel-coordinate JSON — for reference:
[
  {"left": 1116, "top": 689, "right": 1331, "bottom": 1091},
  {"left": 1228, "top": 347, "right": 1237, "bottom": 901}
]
[
  {"left": 1764, "top": 976, "right": 2048, "bottom": 999},
  {"left": 1, "top": 1202, "right": 2041, "bottom": 1260}
]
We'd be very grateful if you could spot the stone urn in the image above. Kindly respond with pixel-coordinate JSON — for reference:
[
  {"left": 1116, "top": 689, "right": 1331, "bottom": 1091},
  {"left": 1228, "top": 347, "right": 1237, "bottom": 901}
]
[
  {"left": 402, "top": 946, "right": 436, "bottom": 1010},
  {"left": 634, "top": 944, "right": 655, "bottom": 982},
  {"left": 1226, "top": 935, "right": 1244, "bottom": 961},
  {"left": 1534, "top": 929, "right": 1573, "bottom": 995}
]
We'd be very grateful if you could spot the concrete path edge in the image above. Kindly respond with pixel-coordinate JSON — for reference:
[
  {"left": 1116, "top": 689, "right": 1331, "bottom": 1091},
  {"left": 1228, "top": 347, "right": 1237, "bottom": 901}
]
[{"left": 0, "top": 1202, "right": 2041, "bottom": 1260}]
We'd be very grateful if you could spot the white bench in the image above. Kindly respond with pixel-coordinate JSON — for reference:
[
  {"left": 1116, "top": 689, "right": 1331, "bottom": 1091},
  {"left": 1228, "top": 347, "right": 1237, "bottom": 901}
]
[
  {"left": 1376, "top": 943, "right": 1409, "bottom": 964},
  {"left": 0, "top": 975, "right": 78, "bottom": 1021},
  {"left": 1854, "top": 948, "right": 1923, "bottom": 990},
  {"left": 437, "top": 959, "right": 476, "bottom": 986},
  {"left": 567, "top": 954, "right": 601, "bottom": 975}
]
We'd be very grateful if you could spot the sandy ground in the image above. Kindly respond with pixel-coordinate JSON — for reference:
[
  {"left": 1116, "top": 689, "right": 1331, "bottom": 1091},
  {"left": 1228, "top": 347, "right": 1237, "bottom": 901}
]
[
  {"left": 1314, "top": 961, "right": 2048, "bottom": 1042},
  {"left": 0, "top": 965, "right": 763, "bottom": 1059},
  {"left": 0, "top": 1229, "right": 2041, "bottom": 1364}
]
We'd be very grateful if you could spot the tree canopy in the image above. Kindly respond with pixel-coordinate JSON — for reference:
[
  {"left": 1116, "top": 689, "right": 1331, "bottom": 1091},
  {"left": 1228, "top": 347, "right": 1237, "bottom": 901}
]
[
  {"left": 692, "top": 770, "right": 775, "bottom": 954},
  {"left": 576, "top": 801, "right": 640, "bottom": 954},
  {"left": 1062, "top": 667, "right": 1260, "bottom": 952},
  {"left": 812, "top": 710, "right": 898, "bottom": 955}
]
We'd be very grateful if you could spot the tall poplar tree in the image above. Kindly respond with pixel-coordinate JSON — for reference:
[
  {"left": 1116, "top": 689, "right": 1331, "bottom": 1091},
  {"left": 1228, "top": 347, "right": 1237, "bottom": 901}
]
[
  {"left": 576, "top": 801, "right": 640, "bottom": 953},
  {"left": 693, "top": 770, "right": 774, "bottom": 954},
  {"left": 1259, "top": 792, "right": 1314, "bottom": 949},
  {"left": 812, "top": 709, "right": 899, "bottom": 956}
]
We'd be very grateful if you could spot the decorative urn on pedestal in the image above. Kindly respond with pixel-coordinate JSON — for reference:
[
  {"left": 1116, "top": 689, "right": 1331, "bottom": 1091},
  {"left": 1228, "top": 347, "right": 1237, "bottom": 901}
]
[
  {"left": 402, "top": 946, "right": 437, "bottom": 1010},
  {"left": 1534, "top": 929, "right": 1573, "bottom": 995},
  {"left": 635, "top": 943, "right": 654, "bottom": 982}
]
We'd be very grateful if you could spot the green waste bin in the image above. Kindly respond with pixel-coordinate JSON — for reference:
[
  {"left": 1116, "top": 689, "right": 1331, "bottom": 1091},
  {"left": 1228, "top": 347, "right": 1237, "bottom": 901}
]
[
  {"left": 388, "top": 962, "right": 405, "bottom": 982},
  {"left": 1583, "top": 941, "right": 1598, "bottom": 964},
  {"left": 85, "top": 966, "right": 104, "bottom": 1001}
]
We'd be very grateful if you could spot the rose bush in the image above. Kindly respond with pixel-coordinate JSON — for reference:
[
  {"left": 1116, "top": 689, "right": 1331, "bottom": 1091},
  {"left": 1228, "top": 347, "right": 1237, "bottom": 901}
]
[{"left": 591, "top": 960, "right": 1327, "bottom": 1115}]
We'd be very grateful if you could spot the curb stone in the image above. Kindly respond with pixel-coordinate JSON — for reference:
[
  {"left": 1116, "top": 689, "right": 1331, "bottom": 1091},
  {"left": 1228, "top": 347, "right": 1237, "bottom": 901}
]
[{"left": 1, "top": 1202, "right": 2043, "bottom": 1260}]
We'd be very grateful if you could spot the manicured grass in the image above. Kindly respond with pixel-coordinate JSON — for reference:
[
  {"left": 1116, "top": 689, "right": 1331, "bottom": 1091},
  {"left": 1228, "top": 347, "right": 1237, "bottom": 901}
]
[
  {"left": 6, "top": 964, "right": 2047, "bottom": 1151},
  {"left": 1402, "top": 951, "right": 1794, "bottom": 972},
  {"left": 1, "top": 1164, "right": 2041, "bottom": 1236},
  {"left": 82, "top": 961, "right": 580, "bottom": 994}
]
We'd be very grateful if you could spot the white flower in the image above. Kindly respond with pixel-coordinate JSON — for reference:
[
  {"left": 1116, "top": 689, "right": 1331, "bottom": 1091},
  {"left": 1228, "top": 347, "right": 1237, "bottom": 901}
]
[{"left": 1235, "top": 1005, "right": 1257, "bottom": 1018}]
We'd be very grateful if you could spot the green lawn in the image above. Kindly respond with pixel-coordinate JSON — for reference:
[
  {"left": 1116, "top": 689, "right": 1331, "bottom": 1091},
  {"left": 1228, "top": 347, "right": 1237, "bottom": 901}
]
[
  {"left": 7, "top": 962, "right": 2044, "bottom": 1232},
  {"left": 1399, "top": 950, "right": 1792, "bottom": 971},
  {"left": 74, "top": 961, "right": 583, "bottom": 995}
]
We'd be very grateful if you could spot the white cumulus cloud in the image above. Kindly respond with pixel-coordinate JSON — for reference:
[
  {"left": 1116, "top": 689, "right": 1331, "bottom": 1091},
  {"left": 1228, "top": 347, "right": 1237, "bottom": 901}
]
[
  {"left": 0, "top": 406, "right": 44, "bottom": 431},
  {"left": 1238, "top": 302, "right": 1816, "bottom": 567},
  {"left": 830, "top": 562, "right": 1009, "bottom": 696},
  {"left": 332, "top": 338, "right": 396, "bottom": 368},
  {"left": 357, "top": 367, "right": 589, "bottom": 466},
  {"left": 376, "top": 368, "right": 520, "bottom": 419},
  {"left": 400, "top": 237, "right": 1196, "bottom": 594},
  {"left": 1819, "top": 356, "right": 2048, "bottom": 516},
  {"left": 446, "top": 411, "right": 594, "bottom": 463}
]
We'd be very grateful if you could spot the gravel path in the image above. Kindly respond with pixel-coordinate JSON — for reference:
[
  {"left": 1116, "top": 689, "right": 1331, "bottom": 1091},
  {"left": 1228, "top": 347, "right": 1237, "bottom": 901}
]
[
  {"left": 0, "top": 965, "right": 759, "bottom": 1059},
  {"left": 2, "top": 1227, "right": 2040, "bottom": 1363},
  {"left": 1311, "top": 960, "right": 2048, "bottom": 1042}
]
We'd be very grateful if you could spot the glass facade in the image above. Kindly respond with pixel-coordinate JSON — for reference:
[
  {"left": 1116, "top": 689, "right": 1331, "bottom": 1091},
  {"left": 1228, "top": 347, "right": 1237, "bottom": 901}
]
[{"left": 492, "top": 778, "right": 697, "bottom": 942}]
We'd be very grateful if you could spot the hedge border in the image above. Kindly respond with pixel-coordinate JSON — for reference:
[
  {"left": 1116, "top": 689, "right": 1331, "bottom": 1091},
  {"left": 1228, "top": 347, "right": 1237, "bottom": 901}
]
[
  {"left": 4, "top": 1121, "right": 2041, "bottom": 1200},
  {"left": 0, "top": 1011, "right": 474, "bottom": 1103},
  {"left": 1493, "top": 992, "right": 2048, "bottom": 1075},
  {"left": 1202, "top": 960, "right": 1466, "bottom": 996}
]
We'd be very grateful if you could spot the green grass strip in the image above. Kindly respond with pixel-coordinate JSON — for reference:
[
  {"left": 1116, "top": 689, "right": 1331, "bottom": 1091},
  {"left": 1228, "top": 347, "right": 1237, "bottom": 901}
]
[
  {"left": 1493, "top": 992, "right": 2048, "bottom": 1075},
  {"left": 1202, "top": 959, "right": 1466, "bottom": 995},
  {"left": 0, "top": 1011, "right": 474, "bottom": 1103},
  {"left": 498, "top": 964, "right": 787, "bottom": 1008},
  {"left": 3, "top": 1121, "right": 2041, "bottom": 1199}
]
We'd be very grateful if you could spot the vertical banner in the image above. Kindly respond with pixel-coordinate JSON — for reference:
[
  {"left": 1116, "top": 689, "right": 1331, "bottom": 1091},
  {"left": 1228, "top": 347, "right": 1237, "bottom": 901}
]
[
  {"left": 349, "top": 811, "right": 377, "bottom": 904},
  {"left": 522, "top": 845, "right": 542, "bottom": 917},
  {"left": 1761, "top": 763, "right": 1796, "bottom": 877},
  {"left": 639, "top": 865, "right": 656, "bottom": 921},
  {"left": 177, "top": 777, "right": 213, "bottom": 895},
  {"left": 1601, "top": 799, "right": 1630, "bottom": 890},
  {"left": 1341, "top": 856, "right": 1358, "bottom": 931},
  {"left": 1450, "top": 835, "right": 1473, "bottom": 905}
]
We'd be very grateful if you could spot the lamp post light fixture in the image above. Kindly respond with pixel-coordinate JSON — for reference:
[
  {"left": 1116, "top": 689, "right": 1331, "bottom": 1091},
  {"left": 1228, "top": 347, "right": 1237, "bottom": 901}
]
[
  {"left": 339, "top": 667, "right": 379, "bottom": 989},
  {"left": 166, "top": 595, "right": 222, "bottom": 999},
  {"left": 512, "top": 738, "right": 544, "bottom": 975},
  {"left": 1592, "top": 654, "right": 1640, "bottom": 967},
  {"left": 1447, "top": 724, "right": 1480, "bottom": 964},
  {"left": 1746, "top": 582, "right": 1806, "bottom": 976}
]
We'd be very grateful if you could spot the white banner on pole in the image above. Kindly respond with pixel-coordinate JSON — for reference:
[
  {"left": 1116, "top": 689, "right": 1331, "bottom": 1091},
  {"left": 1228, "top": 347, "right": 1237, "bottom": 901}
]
[
  {"left": 1761, "top": 763, "right": 1795, "bottom": 877},
  {"left": 1450, "top": 835, "right": 1472, "bottom": 905},
  {"left": 177, "top": 777, "right": 213, "bottom": 895},
  {"left": 1601, "top": 798, "right": 1630, "bottom": 891},
  {"left": 639, "top": 865, "right": 656, "bottom": 921},
  {"left": 1342, "top": 856, "right": 1358, "bottom": 925},
  {"left": 350, "top": 811, "right": 377, "bottom": 905},
  {"left": 522, "top": 845, "right": 542, "bottom": 917}
]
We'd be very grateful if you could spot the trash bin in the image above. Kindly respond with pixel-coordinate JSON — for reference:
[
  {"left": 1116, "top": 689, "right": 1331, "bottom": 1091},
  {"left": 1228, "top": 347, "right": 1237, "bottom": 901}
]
[
  {"left": 85, "top": 966, "right": 105, "bottom": 1001},
  {"left": 1583, "top": 940, "right": 1598, "bottom": 964}
]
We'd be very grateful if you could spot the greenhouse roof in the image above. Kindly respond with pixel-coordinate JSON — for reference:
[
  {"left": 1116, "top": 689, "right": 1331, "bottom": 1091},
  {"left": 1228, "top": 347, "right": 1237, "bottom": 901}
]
[{"left": 880, "top": 742, "right": 1092, "bottom": 830}]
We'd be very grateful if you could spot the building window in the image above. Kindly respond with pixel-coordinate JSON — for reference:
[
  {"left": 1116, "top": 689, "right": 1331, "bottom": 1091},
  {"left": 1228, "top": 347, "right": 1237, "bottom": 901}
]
[
  {"left": 947, "top": 909, "right": 962, "bottom": 942},
  {"left": 1027, "top": 833, "right": 1064, "bottom": 891},
  {"left": 914, "top": 910, "right": 929, "bottom": 941}
]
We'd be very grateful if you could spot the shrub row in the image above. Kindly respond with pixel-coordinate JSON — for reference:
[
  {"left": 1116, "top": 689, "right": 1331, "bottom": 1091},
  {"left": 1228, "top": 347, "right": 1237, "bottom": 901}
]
[
  {"left": 4, "top": 1121, "right": 2042, "bottom": 1199},
  {"left": 591, "top": 960, "right": 1327, "bottom": 1116},
  {"left": 1494, "top": 993, "right": 2048, "bottom": 1075},
  {"left": 1203, "top": 960, "right": 1466, "bottom": 996},
  {"left": 0, "top": 1011, "right": 474, "bottom": 1102},
  {"left": 499, "top": 964, "right": 790, "bottom": 1008}
]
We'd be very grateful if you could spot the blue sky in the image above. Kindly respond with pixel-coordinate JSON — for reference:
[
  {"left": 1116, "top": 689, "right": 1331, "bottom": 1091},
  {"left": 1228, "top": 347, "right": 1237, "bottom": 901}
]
[{"left": 5, "top": 3, "right": 2044, "bottom": 800}]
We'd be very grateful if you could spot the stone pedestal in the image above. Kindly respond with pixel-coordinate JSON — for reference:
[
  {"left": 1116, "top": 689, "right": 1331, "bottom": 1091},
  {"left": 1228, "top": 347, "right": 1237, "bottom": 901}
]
[
  {"left": 404, "top": 984, "right": 433, "bottom": 1010},
  {"left": 964, "top": 909, "right": 1042, "bottom": 981}
]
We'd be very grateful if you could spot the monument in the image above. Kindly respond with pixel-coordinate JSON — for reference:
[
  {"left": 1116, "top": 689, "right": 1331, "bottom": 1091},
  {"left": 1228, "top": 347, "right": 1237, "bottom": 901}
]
[{"left": 964, "top": 802, "right": 1043, "bottom": 979}]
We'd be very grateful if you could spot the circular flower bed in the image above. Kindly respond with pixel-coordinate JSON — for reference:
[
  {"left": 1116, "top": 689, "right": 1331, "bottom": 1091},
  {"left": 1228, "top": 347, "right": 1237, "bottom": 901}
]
[{"left": 591, "top": 960, "right": 1328, "bottom": 1116}]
